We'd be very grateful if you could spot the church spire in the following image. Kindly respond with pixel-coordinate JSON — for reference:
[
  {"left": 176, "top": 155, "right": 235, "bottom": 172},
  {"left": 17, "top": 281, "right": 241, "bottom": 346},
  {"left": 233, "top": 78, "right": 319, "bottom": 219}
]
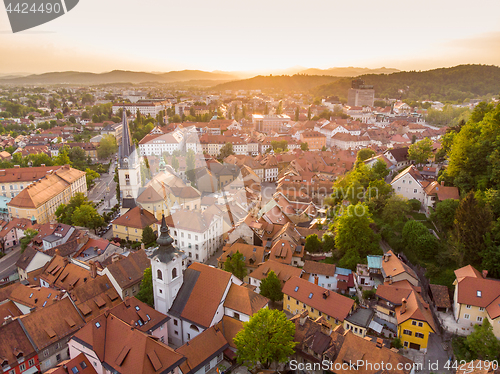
[{"left": 152, "top": 214, "right": 183, "bottom": 262}]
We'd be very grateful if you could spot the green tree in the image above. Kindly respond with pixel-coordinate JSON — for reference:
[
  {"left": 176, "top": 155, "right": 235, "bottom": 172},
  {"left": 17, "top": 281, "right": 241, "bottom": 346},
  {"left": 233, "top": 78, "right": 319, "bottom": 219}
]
[
  {"left": 136, "top": 267, "right": 154, "bottom": 307},
  {"left": 218, "top": 142, "right": 234, "bottom": 160},
  {"left": 142, "top": 226, "right": 157, "bottom": 246},
  {"left": 276, "top": 101, "right": 283, "bottom": 115},
  {"left": 454, "top": 319, "right": 500, "bottom": 361},
  {"left": 431, "top": 199, "right": 459, "bottom": 232},
  {"left": 20, "top": 229, "right": 38, "bottom": 252},
  {"left": 224, "top": 251, "right": 247, "bottom": 280},
  {"left": 300, "top": 142, "right": 309, "bottom": 151},
  {"left": 402, "top": 220, "right": 438, "bottom": 261},
  {"left": 72, "top": 204, "right": 104, "bottom": 231},
  {"left": 382, "top": 195, "right": 411, "bottom": 224},
  {"left": 234, "top": 309, "right": 297, "bottom": 369},
  {"left": 452, "top": 191, "right": 493, "bottom": 267},
  {"left": 97, "top": 134, "right": 118, "bottom": 160},
  {"left": 85, "top": 168, "right": 100, "bottom": 189},
  {"left": 54, "top": 147, "right": 71, "bottom": 166},
  {"left": 334, "top": 203, "right": 381, "bottom": 269},
  {"left": 68, "top": 147, "right": 87, "bottom": 170},
  {"left": 408, "top": 137, "right": 433, "bottom": 166},
  {"left": 357, "top": 148, "right": 375, "bottom": 161},
  {"left": 305, "top": 234, "right": 322, "bottom": 253},
  {"left": 322, "top": 233, "right": 335, "bottom": 252},
  {"left": 259, "top": 270, "right": 283, "bottom": 302},
  {"left": 186, "top": 149, "right": 195, "bottom": 171},
  {"left": 171, "top": 155, "right": 179, "bottom": 171}
]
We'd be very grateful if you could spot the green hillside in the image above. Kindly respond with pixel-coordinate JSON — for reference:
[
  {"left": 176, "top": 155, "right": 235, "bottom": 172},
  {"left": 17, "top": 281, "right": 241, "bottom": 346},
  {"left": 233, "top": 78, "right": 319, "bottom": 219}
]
[
  {"left": 212, "top": 75, "right": 341, "bottom": 92},
  {"left": 312, "top": 64, "right": 500, "bottom": 102}
]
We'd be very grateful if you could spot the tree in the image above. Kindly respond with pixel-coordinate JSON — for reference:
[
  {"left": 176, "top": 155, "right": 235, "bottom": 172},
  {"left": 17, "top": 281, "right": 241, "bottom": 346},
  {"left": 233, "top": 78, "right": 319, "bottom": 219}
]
[
  {"left": 142, "top": 226, "right": 157, "bottom": 246},
  {"left": 218, "top": 142, "right": 234, "bottom": 160},
  {"left": 382, "top": 195, "right": 411, "bottom": 224},
  {"left": 20, "top": 229, "right": 38, "bottom": 252},
  {"left": 322, "top": 233, "right": 335, "bottom": 252},
  {"left": 452, "top": 191, "right": 493, "bottom": 267},
  {"left": 136, "top": 267, "right": 154, "bottom": 307},
  {"left": 307, "top": 106, "right": 311, "bottom": 120},
  {"left": 234, "top": 308, "right": 297, "bottom": 369},
  {"left": 334, "top": 203, "right": 381, "bottom": 269},
  {"left": 402, "top": 220, "right": 438, "bottom": 261},
  {"left": 186, "top": 149, "right": 195, "bottom": 171},
  {"left": 68, "top": 147, "right": 87, "bottom": 170},
  {"left": 300, "top": 142, "right": 309, "bottom": 151},
  {"left": 54, "top": 147, "right": 71, "bottom": 166},
  {"left": 85, "top": 168, "right": 100, "bottom": 189},
  {"left": 97, "top": 134, "right": 118, "bottom": 159},
  {"left": 454, "top": 319, "right": 500, "bottom": 361},
  {"left": 305, "top": 234, "right": 322, "bottom": 253},
  {"left": 72, "top": 204, "right": 105, "bottom": 231},
  {"left": 431, "top": 199, "right": 459, "bottom": 232},
  {"left": 259, "top": 270, "right": 283, "bottom": 302},
  {"left": 276, "top": 101, "right": 283, "bottom": 115},
  {"left": 171, "top": 155, "right": 179, "bottom": 171},
  {"left": 224, "top": 251, "right": 247, "bottom": 280},
  {"left": 408, "top": 137, "right": 433, "bottom": 166},
  {"left": 357, "top": 148, "right": 375, "bottom": 161}
]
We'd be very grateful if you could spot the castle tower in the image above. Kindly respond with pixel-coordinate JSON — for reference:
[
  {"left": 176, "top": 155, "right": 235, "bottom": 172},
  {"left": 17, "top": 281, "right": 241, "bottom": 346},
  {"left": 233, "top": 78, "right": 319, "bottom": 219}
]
[
  {"left": 150, "top": 215, "right": 184, "bottom": 315},
  {"left": 118, "top": 109, "right": 141, "bottom": 201}
]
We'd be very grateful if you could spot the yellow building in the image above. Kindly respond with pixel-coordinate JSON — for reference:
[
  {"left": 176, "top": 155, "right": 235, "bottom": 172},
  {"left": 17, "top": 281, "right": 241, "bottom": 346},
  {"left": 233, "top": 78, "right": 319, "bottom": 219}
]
[
  {"left": 7, "top": 165, "right": 87, "bottom": 224},
  {"left": 111, "top": 206, "right": 157, "bottom": 242},
  {"left": 299, "top": 131, "right": 327, "bottom": 151},
  {"left": 282, "top": 276, "right": 355, "bottom": 326},
  {"left": 396, "top": 290, "right": 436, "bottom": 352}
]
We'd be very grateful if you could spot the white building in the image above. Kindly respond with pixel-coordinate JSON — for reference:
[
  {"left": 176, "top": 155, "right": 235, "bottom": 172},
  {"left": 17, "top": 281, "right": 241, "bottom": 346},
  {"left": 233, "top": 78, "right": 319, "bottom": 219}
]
[
  {"left": 139, "top": 130, "right": 185, "bottom": 156},
  {"left": 112, "top": 101, "right": 169, "bottom": 117}
]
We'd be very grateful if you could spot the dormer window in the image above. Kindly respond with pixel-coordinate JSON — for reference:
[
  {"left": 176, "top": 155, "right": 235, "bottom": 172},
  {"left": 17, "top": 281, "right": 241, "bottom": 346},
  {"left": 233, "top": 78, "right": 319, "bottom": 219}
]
[{"left": 477, "top": 291, "right": 482, "bottom": 297}]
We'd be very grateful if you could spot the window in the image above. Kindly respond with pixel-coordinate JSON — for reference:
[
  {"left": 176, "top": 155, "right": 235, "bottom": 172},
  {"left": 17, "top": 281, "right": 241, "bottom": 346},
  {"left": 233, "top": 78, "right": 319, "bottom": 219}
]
[
  {"left": 403, "top": 329, "right": 412, "bottom": 336},
  {"left": 9, "top": 370, "right": 15, "bottom": 374},
  {"left": 479, "top": 307, "right": 485, "bottom": 312},
  {"left": 56, "top": 354, "right": 61, "bottom": 363},
  {"left": 28, "top": 358, "right": 35, "bottom": 366},
  {"left": 157, "top": 269, "right": 163, "bottom": 280},
  {"left": 172, "top": 267, "right": 177, "bottom": 279},
  {"left": 296, "top": 300, "right": 299, "bottom": 305},
  {"left": 464, "top": 314, "right": 470, "bottom": 319},
  {"left": 19, "top": 363, "right": 26, "bottom": 371},
  {"left": 466, "top": 305, "right": 471, "bottom": 309},
  {"left": 187, "top": 333, "right": 191, "bottom": 340},
  {"left": 234, "top": 312, "right": 240, "bottom": 321},
  {"left": 477, "top": 316, "right": 483, "bottom": 322},
  {"left": 415, "top": 332, "right": 425, "bottom": 339},
  {"left": 44, "top": 350, "right": 49, "bottom": 357},
  {"left": 477, "top": 290, "right": 482, "bottom": 297},
  {"left": 80, "top": 361, "right": 87, "bottom": 369},
  {"left": 71, "top": 367, "right": 80, "bottom": 374},
  {"left": 397, "top": 186, "right": 401, "bottom": 191},
  {"left": 412, "top": 321, "right": 417, "bottom": 326},
  {"left": 418, "top": 322, "right": 423, "bottom": 327},
  {"left": 311, "top": 308, "right": 314, "bottom": 312},
  {"left": 174, "top": 319, "right": 178, "bottom": 326},
  {"left": 174, "top": 330, "right": 178, "bottom": 335},
  {"left": 413, "top": 189, "right": 418, "bottom": 193},
  {"left": 403, "top": 341, "right": 409, "bottom": 347},
  {"left": 205, "top": 363, "right": 211, "bottom": 372},
  {"left": 287, "top": 296, "right": 290, "bottom": 301}
]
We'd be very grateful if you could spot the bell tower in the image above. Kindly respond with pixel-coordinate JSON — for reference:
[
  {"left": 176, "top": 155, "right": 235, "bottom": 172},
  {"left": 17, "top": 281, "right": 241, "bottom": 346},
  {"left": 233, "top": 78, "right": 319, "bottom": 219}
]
[
  {"left": 118, "top": 108, "right": 141, "bottom": 201},
  {"left": 150, "top": 215, "right": 185, "bottom": 315}
]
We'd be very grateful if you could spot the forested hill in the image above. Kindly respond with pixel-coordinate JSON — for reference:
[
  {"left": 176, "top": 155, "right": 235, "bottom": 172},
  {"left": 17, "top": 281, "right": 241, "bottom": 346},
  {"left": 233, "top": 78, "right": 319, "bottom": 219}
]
[
  {"left": 212, "top": 75, "right": 341, "bottom": 92},
  {"left": 312, "top": 64, "right": 500, "bottom": 102}
]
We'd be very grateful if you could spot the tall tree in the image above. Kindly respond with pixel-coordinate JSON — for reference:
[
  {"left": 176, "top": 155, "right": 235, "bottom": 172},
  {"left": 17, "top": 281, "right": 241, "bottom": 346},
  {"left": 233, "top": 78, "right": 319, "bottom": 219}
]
[
  {"left": 97, "top": 134, "right": 118, "bottom": 159},
  {"left": 259, "top": 270, "right": 283, "bottom": 302},
  {"left": 452, "top": 191, "right": 492, "bottom": 267},
  {"left": 402, "top": 220, "right": 438, "bottom": 261},
  {"left": 224, "top": 251, "right": 247, "bottom": 280},
  {"left": 136, "top": 267, "right": 154, "bottom": 307},
  {"left": 408, "top": 137, "right": 433, "bottom": 166},
  {"left": 431, "top": 199, "right": 459, "bottom": 232},
  {"left": 218, "top": 142, "right": 234, "bottom": 160},
  {"left": 186, "top": 149, "right": 195, "bottom": 171},
  {"left": 234, "top": 309, "right": 297, "bottom": 369},
  {"left": 357, "top": 148, "right": 375, "bottom": 161},
  {"left": 305, "top": 234, "right": 322, "bottom": 253},
  {"left": 142, "top": 226, "right": 157, "bottom": 246}
]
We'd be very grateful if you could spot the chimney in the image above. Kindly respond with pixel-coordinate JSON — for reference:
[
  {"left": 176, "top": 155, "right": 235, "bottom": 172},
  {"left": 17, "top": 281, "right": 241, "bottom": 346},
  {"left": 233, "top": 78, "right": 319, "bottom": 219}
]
[
  {"left": 441, "top": 180, "right": 445, "bottom": 186},
  {"left": 389, "top": 276, "right": 393, "bottom": 285},
  {"left": 90, "top": 261, "right": 97, "bottom": 279},
  {"left": 299, "top": 310, "right": 308, "bottom": 326},
  {"left": 112, "top": 254, "right": 120, "bottom": 263},
  {"left": 130, "top": 320, "right": 135, "bottom": 330},
  {"left": 323, "top": 290, "right": 329, "bottom": 299},
  {"left": 55, "top": 248, "right": 60, "bottom": 256},
  {"left": 141, "top": 243, "right": 145, "bottom": 251},
  {"left": 482, "top": 270, "right": 488, "bottom": 279},
  {"left": 3, "top": 316, "right": 13, "bottom": 325},
  {"left": 76, "top": 235, "right": 82, "bottom": 245},
  {"left": 50, "top": 222, "right": 55, "bottom": 230},
  {"left": 401, "top": 298, "right": 407, "bottom": 314}
]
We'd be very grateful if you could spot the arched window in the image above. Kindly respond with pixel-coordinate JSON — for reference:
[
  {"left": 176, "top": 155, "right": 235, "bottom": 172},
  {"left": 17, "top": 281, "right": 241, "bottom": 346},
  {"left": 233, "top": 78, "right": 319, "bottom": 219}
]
[
  {"left": 157, "top": 269, "right": 163, "bottom": 280},
  {"left": 190, "top": 324, "right": 199, "bottom": 332},
  {"left": 172, "top": 267, "right": 177, "bottom": 280}
]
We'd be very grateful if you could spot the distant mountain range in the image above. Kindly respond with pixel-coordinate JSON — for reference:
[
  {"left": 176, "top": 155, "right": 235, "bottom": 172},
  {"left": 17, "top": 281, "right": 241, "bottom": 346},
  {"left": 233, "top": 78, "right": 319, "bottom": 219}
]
[
  {"left": 0, "top": 67, "right": 400, "bottom": 85},
  {"left": 0, "top": 70, "right": 238, "bottom": 85},
  {"left": 212, "top": 75, "right": 342, "bottom": 92}
]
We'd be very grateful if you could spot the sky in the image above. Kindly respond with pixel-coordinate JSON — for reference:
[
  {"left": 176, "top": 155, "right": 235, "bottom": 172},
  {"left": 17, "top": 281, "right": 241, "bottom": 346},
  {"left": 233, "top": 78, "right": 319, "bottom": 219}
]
[{"left": 1, "top": 0, "right": 500, "bottom": 75}]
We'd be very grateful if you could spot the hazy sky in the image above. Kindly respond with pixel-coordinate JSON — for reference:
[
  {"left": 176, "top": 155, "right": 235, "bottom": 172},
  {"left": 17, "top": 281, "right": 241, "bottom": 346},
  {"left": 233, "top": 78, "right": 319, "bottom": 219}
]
[{"left": 1, "top": 0, "right": 500, "bottom": 74}]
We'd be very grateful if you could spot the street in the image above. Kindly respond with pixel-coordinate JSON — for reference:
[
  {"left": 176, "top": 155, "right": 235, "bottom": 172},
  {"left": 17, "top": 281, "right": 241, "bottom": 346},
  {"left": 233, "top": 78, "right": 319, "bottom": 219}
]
[
  {"left": 88, "top": 160, "right": 118, "bottom": 214},
  {"left": 0, "top": 246, "right": 22, "bottom": 281}
]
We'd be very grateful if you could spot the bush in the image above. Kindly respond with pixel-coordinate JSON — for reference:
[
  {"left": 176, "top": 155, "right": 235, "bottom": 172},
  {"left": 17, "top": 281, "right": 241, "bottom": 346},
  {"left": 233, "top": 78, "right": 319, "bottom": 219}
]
[
  {"left": 391, "top": 338, "right": 403, "bottom": 349},
  {"left": 409, "top": 199, "right": 421, "bottom": 211},
  {"left": 362, "top": 289, "right": 376, "bottom": 300}
]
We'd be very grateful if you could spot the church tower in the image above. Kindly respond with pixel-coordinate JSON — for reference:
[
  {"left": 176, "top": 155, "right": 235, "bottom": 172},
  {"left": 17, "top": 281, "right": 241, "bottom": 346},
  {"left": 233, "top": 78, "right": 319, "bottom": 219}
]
[
  {"left": 150, "top": 215, "right": 185, "bottom": 315},
  {"left": 118, "top": 109, "right": 141, "bottom": 202}
]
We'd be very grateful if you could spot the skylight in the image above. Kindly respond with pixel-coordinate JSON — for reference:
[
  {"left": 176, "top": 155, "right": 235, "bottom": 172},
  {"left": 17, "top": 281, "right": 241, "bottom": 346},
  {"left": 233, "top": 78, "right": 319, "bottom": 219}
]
[
  {"left": 95, "top": 322, "right": 101, "bottom": 328},
  {"left": 29, "top": 293, "right": 33, "bottom": 298},
  {"left": 477, "top": 290, "right": 482, "bottom": 297},
  {"left": 308, "top": 293, "right": 313, "bottom": 299},
  {"left": 294, "top": 286, "right": 299, "bottom": 292},
  {"left": 135, "top": 306, "right": 140, "bottom": 311}
]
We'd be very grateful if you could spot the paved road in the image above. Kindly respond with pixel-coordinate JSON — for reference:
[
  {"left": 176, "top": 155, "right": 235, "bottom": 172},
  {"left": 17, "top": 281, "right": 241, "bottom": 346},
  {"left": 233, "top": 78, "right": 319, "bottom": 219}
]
[
  {"left": 0, "top": 246, "right": 22, "bottom": 280},
  {"left": 88, "top": 159, "right": 118, "bottom": 214}
]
